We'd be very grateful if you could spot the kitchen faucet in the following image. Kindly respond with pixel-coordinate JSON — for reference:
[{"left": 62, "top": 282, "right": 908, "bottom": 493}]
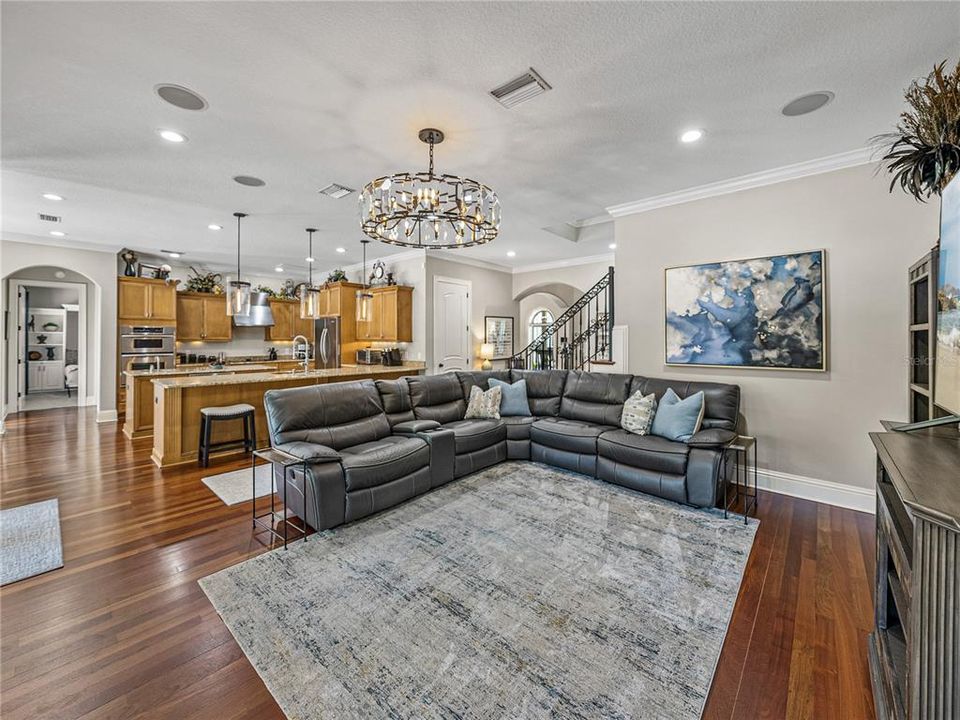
[{"left": 292, "top": 335, "right": 310, "bottom": 372}]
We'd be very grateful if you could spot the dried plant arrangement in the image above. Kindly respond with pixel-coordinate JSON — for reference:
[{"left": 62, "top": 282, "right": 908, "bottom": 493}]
[{"left": 875, "top": 58, "right": 960, "bottom": 202}]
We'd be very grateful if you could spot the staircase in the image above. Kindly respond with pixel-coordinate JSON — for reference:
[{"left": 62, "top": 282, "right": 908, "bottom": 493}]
[{"left": 510, "top": 267, "right": 615, "bottom": 371}]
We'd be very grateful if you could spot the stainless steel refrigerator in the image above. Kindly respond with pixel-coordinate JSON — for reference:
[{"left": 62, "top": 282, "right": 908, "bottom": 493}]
[{"left": 313, "top": 317, "right": 341, "bottom": 369}]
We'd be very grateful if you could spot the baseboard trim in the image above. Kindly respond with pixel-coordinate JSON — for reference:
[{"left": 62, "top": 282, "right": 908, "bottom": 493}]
[
  {"left": 740, "top": 466, "right": 875, "bottom": 514},
  {"left": 96, "top": 410, "right": 118, "bottom": 423}
]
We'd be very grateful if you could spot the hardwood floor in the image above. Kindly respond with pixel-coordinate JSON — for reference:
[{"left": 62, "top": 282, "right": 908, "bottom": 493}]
[{"left": 1, "top": 408, "right": 876, "bottom": 719}]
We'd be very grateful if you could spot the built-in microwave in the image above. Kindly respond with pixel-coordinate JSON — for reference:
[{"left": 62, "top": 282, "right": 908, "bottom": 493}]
[{"left": 119, "top": 325, "right": 176, "bottom": 354}]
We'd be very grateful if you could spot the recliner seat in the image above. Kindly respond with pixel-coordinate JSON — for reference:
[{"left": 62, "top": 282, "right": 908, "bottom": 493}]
[{"left": 261, "top": 368, "right": 740, "bottom": 532}]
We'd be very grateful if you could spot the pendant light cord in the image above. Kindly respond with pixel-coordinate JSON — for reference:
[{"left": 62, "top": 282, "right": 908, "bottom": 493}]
[{"left": 233, "top": 212, "right": 247, "bottom": 281}]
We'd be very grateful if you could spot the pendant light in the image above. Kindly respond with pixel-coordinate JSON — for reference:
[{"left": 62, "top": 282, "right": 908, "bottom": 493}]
[
  {"left": 300, "top": 228, "right": 322, "bottom": 319},
  {"left": 356, "top": 239, "right": 374, "bottom": 322},
  {"left": 225, "top": 212, "right": 251, "bottom": 316}
]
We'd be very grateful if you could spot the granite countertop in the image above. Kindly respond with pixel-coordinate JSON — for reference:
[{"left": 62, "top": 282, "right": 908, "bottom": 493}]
[
  {"left": 125, "top": 364, "right": 277, "bottom": 378},
  {"left": 152, "top": 361, "right": 426, "bottom": 388}
]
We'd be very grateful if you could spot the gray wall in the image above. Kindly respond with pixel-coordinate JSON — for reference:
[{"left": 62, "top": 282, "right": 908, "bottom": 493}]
[
  {"left": 613, "top": 163, "right": 939, "bottom": 490},
  {"left": 425, "top": 257, "right": 518, "bottom": 371}
]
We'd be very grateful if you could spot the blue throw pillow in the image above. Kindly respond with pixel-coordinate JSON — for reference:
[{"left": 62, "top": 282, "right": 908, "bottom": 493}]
[
  {"left": 489, "top": 378, "right": 531, "bottom": 417},
  {"left": 650, "top": 388, "right": 705, "bottom": 442}
]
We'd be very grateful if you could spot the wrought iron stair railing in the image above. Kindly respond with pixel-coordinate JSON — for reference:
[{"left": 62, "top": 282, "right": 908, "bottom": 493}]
[{"left": 510, "top": 266, "right": 614, "bottom": 371}]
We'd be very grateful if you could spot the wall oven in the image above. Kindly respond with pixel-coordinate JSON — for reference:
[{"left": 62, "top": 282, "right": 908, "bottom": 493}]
[{"left": 119, "top": 325, "right": 176, "bottom": 384}]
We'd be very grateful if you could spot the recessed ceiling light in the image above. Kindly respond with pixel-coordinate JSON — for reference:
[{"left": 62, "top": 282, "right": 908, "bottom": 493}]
[
  {"left": 608, "top": 243, "right": 617, "bottom": 250},
  {"left": 155, "top": 84, "right": 208, "bottom": 111},
  {"left": 208, "top": 224, "right": 222, "bottom": 231},
  {"left": 335, "top": 247, "right": 346, "bottom": 254},
  {"left": 781, "top": 91, "right": 835, "bottom": 117},
  {"left": 158, "top": 129, "right": 187, "bottom": 143},
  {"left": 305, "top": 256, "right": 315, "bottom": 263},
  {"left": 506, "top": 251, "right": 517, "bottom": 257},
  {"left": 54, "top": 270, "right": 66, "bottom": 279},
  {"left": 274, "top": 265, "right": 283, "bottom": 273},
  {"left": 42, "top": 193, "right": 63, "bottom": 201},
  {"left": 162, "top": 249, "right": 183, "bottom": 258},
  {"left": 233, "top": 175, "right": 266, "bottom": 187},
  {"left": 680, "top": 129, "right": 704, "bottom": 144},
  {"left": 49, "top": 230, "right": 66, "bottom": 237}
]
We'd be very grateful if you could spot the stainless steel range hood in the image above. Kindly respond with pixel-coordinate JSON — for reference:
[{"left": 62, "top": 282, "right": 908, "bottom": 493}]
[{"left": 232, "top": 291, "right": 275, "bottom": 327}]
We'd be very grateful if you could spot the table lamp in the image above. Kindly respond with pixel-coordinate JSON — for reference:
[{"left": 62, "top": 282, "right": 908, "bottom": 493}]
[{"left": 480, "top": 343, "right": 495, "bottom": 370}]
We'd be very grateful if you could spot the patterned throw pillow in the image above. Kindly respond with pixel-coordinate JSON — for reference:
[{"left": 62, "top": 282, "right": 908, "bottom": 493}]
[
  {"left": 464, "top": 384, "right": 502, "bottom": 420},
  {"left": 620, "top": 390, "right": 657, "bottom": 435}
]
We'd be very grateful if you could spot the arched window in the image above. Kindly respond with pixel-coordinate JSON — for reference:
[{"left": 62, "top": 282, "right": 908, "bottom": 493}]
[{"left": 528, "top": 309, "right": 555, "bottom": 369}]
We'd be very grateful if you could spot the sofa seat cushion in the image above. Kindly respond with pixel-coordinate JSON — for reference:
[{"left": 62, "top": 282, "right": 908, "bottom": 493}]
[
  {"left": 597, "top": 429, "right": 689, "bottom": 476},
  {"left": 340, "top": 435, "right": 430, "bottom": 491},
  {"left": 530, "top": 417, "right": 617, "bottom": 455},
  {"left": 501, "top": 415, "right": 537, "bottom": 441},
  {"left": 440, "top": 419, "right": 506, "bottom": 455}
]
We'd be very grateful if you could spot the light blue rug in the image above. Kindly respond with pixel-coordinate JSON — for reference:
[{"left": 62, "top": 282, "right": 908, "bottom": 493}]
[
  {"left": 201, "top": 462, "right": 758, "bottom": 719},
  {"left": 202, "top": 463, "right": 276, "bottom": 506},
  {"left": 1, "top": 498, "right": 64, "bottom": 585}
]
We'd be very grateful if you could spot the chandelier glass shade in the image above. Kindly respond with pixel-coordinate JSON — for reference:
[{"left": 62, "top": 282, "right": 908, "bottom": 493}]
[
  {"left": 359, "top": 128, "right": 500, "bottom": 249},
  {"left": 225, "top": 212, "right": 251, "bottom": 317},
  {"left": 299, "top": 228, "right": 322, "bottom": 319}
]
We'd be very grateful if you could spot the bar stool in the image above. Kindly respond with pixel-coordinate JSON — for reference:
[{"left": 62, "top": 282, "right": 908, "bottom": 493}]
[{"left": 198, "top": 403, "right": 256, "bottom": 467}]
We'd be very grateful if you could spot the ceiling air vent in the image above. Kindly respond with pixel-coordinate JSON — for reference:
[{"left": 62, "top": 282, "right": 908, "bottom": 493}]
[
  {"left": 490, "top": 68, "right": 552, "bottom": 109},
  {"left": 38, "top": 213, "right": 61, "bottom": 223},
  {"left": 318, "top": 183, "right": 354, "bottom": 199}
]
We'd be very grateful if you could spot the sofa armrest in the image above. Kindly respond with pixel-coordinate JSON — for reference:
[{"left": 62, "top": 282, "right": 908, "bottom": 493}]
[
  {"left": 273, "top": 441, "right": 341, "bottom": 463},
  {"left": 686, "top": 428, "right": 737, "bottom": 448},
  {"left": 393, "top": 419, "right": 442, "bottom": 434}
]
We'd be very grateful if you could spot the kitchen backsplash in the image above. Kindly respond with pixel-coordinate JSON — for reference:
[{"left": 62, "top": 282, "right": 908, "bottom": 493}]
[{"left": 176, "top": 326, "right": 298, "bottom": 359}]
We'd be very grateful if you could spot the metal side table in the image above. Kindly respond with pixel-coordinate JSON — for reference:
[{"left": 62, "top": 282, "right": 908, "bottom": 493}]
[
  {"left": 251, "top": 447, "right": 311, "bottom": 549},
  {"left": 723, "top": 435, "right": 758, "bottom": 524}
]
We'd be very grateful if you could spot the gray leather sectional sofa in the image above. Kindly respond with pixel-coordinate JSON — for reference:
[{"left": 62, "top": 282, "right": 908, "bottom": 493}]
[{"left": 263, "top": 370, "right": 740, "bottom": 531}]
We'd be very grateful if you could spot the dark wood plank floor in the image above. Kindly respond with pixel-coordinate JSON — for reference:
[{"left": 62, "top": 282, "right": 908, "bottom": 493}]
[{"left": 0, "top": 407, "right": 876, "bottom": 719}]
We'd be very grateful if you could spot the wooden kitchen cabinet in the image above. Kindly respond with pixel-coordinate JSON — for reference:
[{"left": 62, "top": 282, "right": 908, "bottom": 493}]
[
  {"left": 356, "top": 286, "right": 413, "bottom": 342},
  {"left": 176, "top": 292, "right": 233, "bottom": 341},
  {"left": 264, "top": 299, "right": 315, "bottom": 342},
  {"left": 118, "top": 277, "right": 178, "bottom": 322}
]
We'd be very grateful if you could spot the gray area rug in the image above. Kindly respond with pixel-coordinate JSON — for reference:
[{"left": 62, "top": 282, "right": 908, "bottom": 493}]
[
  {"left": 1, "top": 498, "right": 64, "bottom": 585},
  {"left": 202, "top": 463, "right": 276, "bottom": 506},
  {"left": 201, "top": 462, "right": 758, "bottom": 719}
]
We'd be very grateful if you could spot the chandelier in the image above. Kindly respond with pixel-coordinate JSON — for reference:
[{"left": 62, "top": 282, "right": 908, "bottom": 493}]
[{"left": 359, "top": 128, "right": 501, "bottom": 249}]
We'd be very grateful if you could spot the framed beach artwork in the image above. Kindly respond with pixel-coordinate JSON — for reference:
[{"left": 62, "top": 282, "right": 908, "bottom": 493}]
[{"left": 664, "top": 249, "right": 827, "bottom": 371}]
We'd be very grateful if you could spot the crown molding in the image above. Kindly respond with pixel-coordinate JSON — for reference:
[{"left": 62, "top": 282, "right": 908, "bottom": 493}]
[
  {"left": 512, "top": 252, "right": 615, "bottom": 275},
  {"left": 427, "top": 252, "right": 512, "bottom": 274},
  {"left": 606, "top": 147, "right": 876, "bottom": 218}
]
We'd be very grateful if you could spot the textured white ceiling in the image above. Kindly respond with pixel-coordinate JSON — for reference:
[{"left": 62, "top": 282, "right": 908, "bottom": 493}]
[{"left": 2, "top": 1, "right": 958, "bottom": 276}]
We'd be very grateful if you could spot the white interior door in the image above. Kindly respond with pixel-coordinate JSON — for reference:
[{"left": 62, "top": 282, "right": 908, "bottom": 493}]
[{"left": 433, "top": 277, "right": 471, "bottom": 374}]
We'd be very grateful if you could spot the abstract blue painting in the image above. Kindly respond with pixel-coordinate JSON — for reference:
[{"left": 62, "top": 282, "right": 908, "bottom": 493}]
[{"left": 665, "top": 250, "right": 826, "bottom": 370}]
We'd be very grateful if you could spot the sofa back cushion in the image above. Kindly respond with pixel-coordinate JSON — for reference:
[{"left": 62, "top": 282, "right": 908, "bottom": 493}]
[
  {"left": 407, "top": 373, "right": 467, "bottom": 424},
  {"left": 456, "top": 370, "right": 512, "bottom": 399},
  {"left": 559, "top": 371, "right": 632, "bottom": 426},
  {"left": 264, "top": 379, "right": 391, "bottom": 450},
  {"left": 510, "top": 369, "right": 567, "bottom": 416},
  {"left": 375, "top": 379, "right": 415, "bottom": 426},
  {"left": 630, "top": 376, "right": 740, "bottom": 431}
]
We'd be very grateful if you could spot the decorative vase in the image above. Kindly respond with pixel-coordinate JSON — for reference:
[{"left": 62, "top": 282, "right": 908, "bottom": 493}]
[{"left": 46, "top": 347, "right": 55, "bottom": 360}]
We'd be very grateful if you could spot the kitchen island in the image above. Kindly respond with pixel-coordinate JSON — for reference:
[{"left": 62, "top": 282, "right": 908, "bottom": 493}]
[
  {"left": 150, "top": 362, "right": 426, "bottom": 468},
  {"left": 123, "top": 364, "right": 276, "bottom": 439}
]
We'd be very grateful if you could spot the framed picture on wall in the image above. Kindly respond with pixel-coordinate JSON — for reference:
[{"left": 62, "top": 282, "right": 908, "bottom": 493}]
[
  {"left": 664, "top": 249, "right": 827, "bottom": 371},
  {"left": 484, "top": 316, "right": 514, "bottom": 359}
]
